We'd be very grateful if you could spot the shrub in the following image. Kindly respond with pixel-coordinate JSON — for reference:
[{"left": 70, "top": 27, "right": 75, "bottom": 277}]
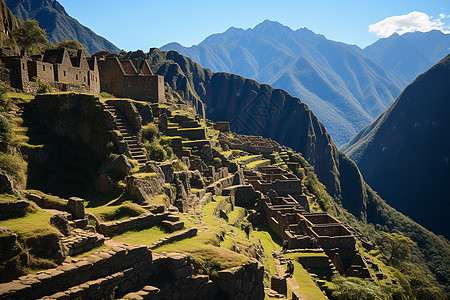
[
  {"left": 231, "top": 150, "right": 240, "bottom": 158},
  {"left": 0, "top": 153, "right": 27, "bottom": 185},
  {"left": 37, "top": 80, "right": 52, "bottom": 94},
  {"left": 331, "top": 275, "right": 391, "bottom": 299},
  {"left": 142, "top": 124, "right": 158, "bottom": 142},
  {"left": 0, "top": 90, "right": 9, "bottom": 112},
  {"left": 173, "top": 160, "right": 185, "bottom": 171},
  {"left": 145, "top": 141, "right": 166, "bottom": 162},
  {"left": 318, "top": 198, "right": 329, "bottom": 212},
  {"left": 213, "top": 157, "right": 222, "bottom": 168},
  {"left": 0, "top": 113, "right": 12, "bottom": 151}
]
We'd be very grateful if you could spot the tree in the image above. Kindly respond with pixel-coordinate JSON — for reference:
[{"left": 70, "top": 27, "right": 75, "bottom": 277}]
[
  {"left": 379, "top": 232, "right": 413, "bottom": 266},
  {"left": 54, "top": 40, "right": 88, "bottom": 55},
  {"left": 10, "top": 19, "right": 48, "bottom": 53}
]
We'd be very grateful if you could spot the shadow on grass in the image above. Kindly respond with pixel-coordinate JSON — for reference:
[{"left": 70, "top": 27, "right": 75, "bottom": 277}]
[
  {"left": 85, "top": 191, "right": 134, "bottom": 208},
  {"left": 253, "top": 224, "right": 283, "bottom": 247}
]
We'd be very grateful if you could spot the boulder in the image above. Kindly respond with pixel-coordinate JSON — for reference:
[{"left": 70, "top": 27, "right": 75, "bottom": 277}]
[
  {"left": 0, "top": 172, "right": 14, "bottom": 194},
  {"left": 126, "top": 174, "right": 164, "bottom": 204},
  {"left": 145, "top": 161, "right": 165, "bottom": 181},
  {"left": 158, "top": 162, "right": 174, "bottom": 183},
  {"left": 50, "top": 212, "right": 74, "bottom": 236},
  {"left": 108, "top": 154, "right": 132, "bottom": 177},
  {"left": 95, "top": 154, "right": 132, "bottom": 193}
]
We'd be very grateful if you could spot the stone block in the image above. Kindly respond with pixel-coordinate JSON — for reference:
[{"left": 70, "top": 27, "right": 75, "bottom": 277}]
[
  {"left": 0, "top": 172, "right": 14, "bottom": 193},
  {"left": 161, "top": 220, "right": 184, "bottom": 232},
  {"left": 68, "top": 197, "right": 85, "bottom": 220}
]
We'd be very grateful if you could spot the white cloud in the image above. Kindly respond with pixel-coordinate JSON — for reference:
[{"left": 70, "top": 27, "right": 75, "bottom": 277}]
[{"left": 369, "top": 11, "right": 450, "bottom": 37}]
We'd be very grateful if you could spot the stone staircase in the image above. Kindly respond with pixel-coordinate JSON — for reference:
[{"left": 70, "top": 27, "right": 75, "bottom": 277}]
[
  {"left": 60, "top": 229, "right": 105, "bottom": 257},
  {"left": 103, "top": 103, "right": 148, "bottom": 167}
]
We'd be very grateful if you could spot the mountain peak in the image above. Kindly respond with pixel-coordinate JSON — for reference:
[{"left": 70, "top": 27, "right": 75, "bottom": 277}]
[{"left": 253, "top": 19, "right": 292, "bottom": 32}]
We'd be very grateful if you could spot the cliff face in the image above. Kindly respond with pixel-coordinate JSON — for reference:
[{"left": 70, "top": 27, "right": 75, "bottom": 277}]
[
  {"left": 147, "top": 48, "right": 368, "bottom": 220},
  {"left": 343, "top": 54, "right": 450, "bottom": 238},
  {"left": 0, "top": 0, "right": 18, "bottom": 39}
]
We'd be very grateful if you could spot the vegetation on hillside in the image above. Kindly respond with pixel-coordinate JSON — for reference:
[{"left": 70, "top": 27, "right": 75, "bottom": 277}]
[{"left": 9, "top": 19, "right": 48, "bottom": 54}]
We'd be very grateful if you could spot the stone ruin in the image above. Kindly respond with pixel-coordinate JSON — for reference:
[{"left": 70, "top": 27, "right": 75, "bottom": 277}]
[
  {"left": 220, "top": 133, "right": 280, "bottom": 154},
  {"left": 98, "top": 55, "right": 164, "bottom": 103},
  {"left": 250, "top": 165, "right": 372, "bottom": 279},
  {"left": 0, "top": 47, "right": 100, "bottom": 94}
]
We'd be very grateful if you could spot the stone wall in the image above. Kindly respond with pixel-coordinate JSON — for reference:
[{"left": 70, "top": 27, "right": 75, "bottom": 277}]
[
  {"left": 27, "top": 60, "right": 54, "bottom": 84},
  {"left": 98, "top": 57, "right": 164, "bottom": 103},
  {"left": 96, "top": 212, "right": 170, "bottom": 237},
  {"left": 216, "top": 259, "right": 265, "bottom": 300},
  {"left": 29, "top": 93, "right": 114, "bottom": 159},
  {"left": 206, "top": 174, "right": 235, "bottom": 195},
  {"left": 0, "top": 244, "right": 153, "bottom": 300},
  {"left": 0, "top": 244, "right": 266, "bottom": 300},
  {"left": 295, "top": 255, "right": 331, "bottom": 269},
  {"left": 26, "top": 193, "right": 68, "bottom": 212},
  {"left": 214, "top": 121, "right": 230, "bottom": 132},
  {"left": 0, "top": 200, "right": 30, "bottom": 220}
]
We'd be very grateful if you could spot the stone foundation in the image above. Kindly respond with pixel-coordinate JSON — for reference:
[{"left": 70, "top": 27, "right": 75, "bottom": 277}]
[{"left": 0, "top": 200, "right": 30, "bottom": 220}]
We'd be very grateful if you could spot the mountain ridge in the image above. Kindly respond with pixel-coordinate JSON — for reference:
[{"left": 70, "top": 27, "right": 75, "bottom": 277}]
[
  {"left": 343, "top": 54, "right": 450, "bottom": 238},
  {"left": 145, "top": 48, "right": 449, "bottom": 286},
  {"left": 4, "top": 0, "right": 120, "bottom": 54},
  {"left": 161, "top": 20, "right": 408, "bottom": 146}
]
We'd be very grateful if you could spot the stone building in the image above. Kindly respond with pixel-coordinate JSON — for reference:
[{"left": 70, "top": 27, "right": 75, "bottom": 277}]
[
  {"left": 248, "top": 165, "right": 371, "bottom": 279},
  {"left": 98, "top": 56, "right": 164, "bottom": 103},
  {"left": 0, "top": 47, "right": 100, "bottom": 94}
]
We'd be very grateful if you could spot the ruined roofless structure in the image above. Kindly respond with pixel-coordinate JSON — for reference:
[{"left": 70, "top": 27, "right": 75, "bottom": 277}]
[
  {"left": 250, "top": 165, "right": 371, "bottom": 279},
  {"left": 98, "top": 55, "right": 165, "bottom": 103},
  {"left": 0, "top": 47, "right": 100, "bottom": 94}
]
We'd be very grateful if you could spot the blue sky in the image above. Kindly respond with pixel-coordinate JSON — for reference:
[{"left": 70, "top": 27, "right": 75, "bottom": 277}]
[{"left": 58, "top": 0, "right": 449, "bottom": 51}]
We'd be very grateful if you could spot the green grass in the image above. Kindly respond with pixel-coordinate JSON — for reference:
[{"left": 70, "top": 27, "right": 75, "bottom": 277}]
[
  {"left": 6, "top": 92, "right": 34, "bottom": 103},
  {"left": 251, "top": 227, "right": 281, "bottom": 286},
  {"left": 132, "top": 172, "right": 158, "bottom": 180},
  {"left": 233, "top": 154, "right": 261, "bottom": 162},
  {"left": 111, "top": 225, "right": 169, "bottom": 245},
  {"left": 283, "top": 253, "right": 329, "bottom": 299},
  {"left": 154, "top": 231, "right": 249, "bottom": 276},
  {"left": 247, "top": 159, "right": 271, "bottom": 169},
  {"left": 0, "top": 193, "right": 21, "bottom": 203},
  {"left": 227, "top": 206, "right": 245, "bottom": 226},
  {"left": 86, "top": 201, "right": 145, "bottom": 222},
  {"left": 0, "top": 210, "right": 59, "bottom": 239}
]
